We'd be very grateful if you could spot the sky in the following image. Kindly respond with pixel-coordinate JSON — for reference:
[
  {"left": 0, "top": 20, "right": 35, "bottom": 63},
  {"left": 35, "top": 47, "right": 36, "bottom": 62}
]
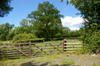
[{"left": 0, "top": 0, "right": 84, "bottom": 30}]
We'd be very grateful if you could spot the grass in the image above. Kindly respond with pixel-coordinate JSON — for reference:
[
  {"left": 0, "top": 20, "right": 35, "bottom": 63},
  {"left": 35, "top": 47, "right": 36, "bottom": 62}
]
[
  {"left": 0, "top": 40, "right": 12, "bottom": 43},
  {"left": 0, "top": 53, "right": 75, "bottom": 66}
]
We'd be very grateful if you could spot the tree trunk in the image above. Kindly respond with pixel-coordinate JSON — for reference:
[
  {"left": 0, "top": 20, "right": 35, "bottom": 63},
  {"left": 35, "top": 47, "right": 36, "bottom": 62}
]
[
  {"left": 45, "top": 31, "right": 48, "bottom": 40},
  {"left": 51, "top": 30, "right": 53, "bottom": 40}
]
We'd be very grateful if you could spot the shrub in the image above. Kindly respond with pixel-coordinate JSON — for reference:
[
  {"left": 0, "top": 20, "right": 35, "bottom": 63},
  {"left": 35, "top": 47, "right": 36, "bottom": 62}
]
[
  {"left": 81, "top": 23, "right": 100, "bottom": 53},
  {"left": 12, "top": 33, "right": 36, "bottom": 42},
  {"left": 83, "top": 31, "right": 100, "bottom": 53},
  {"left": 14, "top": 38, "right": 45, "bottom": 43}
]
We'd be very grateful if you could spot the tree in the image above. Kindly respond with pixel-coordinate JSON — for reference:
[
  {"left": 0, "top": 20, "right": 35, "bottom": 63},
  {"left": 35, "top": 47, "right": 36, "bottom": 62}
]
[
  {"left": 20, "top": 19, "right": 32, "bottom": 27},
  {"left": 61, "top": 0, "right": 100, "bottom": 52},
  {"left": 0, "top": 22, "right": 14, "bottom": 40},
  {"left": 28, "top": 1, "right": 63, "bottom": 40},
  {"left": 62, "top": 27, "right": 71, "bottom": 37},
  {"left": 0, "top": 0, "right": 13, "bottom": 17}
]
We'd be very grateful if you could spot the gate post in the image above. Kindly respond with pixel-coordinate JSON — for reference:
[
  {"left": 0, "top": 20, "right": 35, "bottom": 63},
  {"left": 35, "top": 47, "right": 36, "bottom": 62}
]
[
  {"left": 63, "top": 39, "right": 67, "bottom": 52},
  {"left": 29, "top": 41, "right": 31, "bottom": 57}
]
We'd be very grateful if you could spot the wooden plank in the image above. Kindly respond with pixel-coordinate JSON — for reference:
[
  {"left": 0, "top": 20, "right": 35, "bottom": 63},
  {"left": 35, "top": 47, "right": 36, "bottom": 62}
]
[
  {"left": 37, "top": 52, "right": 61, "bottom": 56},
  {"left": 31, "top": 42, "right": 63, "bottom": 44},
  {"left": 64, "top": 46, "right": 82, "bottom": 48},
  {"left": 64, "top": 43, "right": 83, "bottom": 45},
  {"left": 0, "top": 46, "right": 29, "bottom": 50},
  {"left": 31, "top": 47, "right": 62, "bottom": 50},
  {"left": 32, "top": 43, "right": 47, "bottom": 56},
  {"left": 0, "top": 52, "right": 29, "bottom": 54},
  {"left": 45, "top": 45, "right": 62, "bottom": 46},
  {"left": 0, "top": 50, "right": 28, "bottom": 52},
  {"left": 3, "top": 43, "right": 29, "bottom": 44},
  {"left": 0, "top": 54, "right": 26, "bottom": 57},
  {"left": 38, "top": 50, "right": 62, "bottom": 53},
  {"left": 64, "top": 49, "right": 79, "bottom": 50}
]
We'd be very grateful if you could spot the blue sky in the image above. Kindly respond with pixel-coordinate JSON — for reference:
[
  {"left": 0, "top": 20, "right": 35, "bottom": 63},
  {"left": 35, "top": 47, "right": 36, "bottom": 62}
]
[{"left": 0, "top": 0, "right": 84, "bottom": 30}]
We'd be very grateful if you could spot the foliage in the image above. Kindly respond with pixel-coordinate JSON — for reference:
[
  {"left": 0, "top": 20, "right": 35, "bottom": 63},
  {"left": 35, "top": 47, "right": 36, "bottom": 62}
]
[
  {"left": 61, "top": 0, "right": 100, "bottom": 53},
  {"left": 83, "top": 24, "right": 100, "bottom": 52},
  {"left": 14, "top": 38, "right": 45, "bottom": 43},
  {"left": 20, "top": 19, "right": 32, "bottom": 27},
  {"left": 0, "top": 22, "right": 14, "bottom": 41},
  {"left": 0, "top": 0, "right": 13, "bottom": 17},
  {"left": 12, "top": 33, "right": 36, "bottom": 42},
  {"left": 28, "top": 1, "right": 63, "bottom": 40}
]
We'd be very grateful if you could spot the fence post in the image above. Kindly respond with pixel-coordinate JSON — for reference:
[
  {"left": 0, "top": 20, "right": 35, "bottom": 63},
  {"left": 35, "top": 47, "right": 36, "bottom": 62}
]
[
  {"left": 29, "top": 41, "right": 31, "bottom": 57},
  {"left": 63, "top": 39, "right": 67, "bottom": 52}
]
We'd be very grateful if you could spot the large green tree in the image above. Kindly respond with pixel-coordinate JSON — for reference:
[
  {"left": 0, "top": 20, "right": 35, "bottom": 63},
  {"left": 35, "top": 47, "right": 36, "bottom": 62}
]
[
  {"left": 0, "top": 0, "right": 13, "bottom": 17},
  {"left": 0, "top": 22, "right": 14, "bottom": 40},
  {"left": 28, "top": 1, "right": 63, "bottom": 40}
]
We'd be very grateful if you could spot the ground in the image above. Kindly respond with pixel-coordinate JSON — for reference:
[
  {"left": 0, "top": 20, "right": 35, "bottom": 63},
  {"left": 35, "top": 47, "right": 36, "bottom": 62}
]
[{"left": 1, "top": 53, "right": 100, "bottom": 66}]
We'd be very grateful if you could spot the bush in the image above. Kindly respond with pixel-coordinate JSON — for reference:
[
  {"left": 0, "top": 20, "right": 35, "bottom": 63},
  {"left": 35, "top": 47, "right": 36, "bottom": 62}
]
[
  {"left": 81, "top": 23, "right": 100, "bottom": 53},
  {"left": 83, "top": 31, "right": 100, "bottom": 53},
  {"left": 12, "top": 33, "right": 36, "bottom": 42},
  {"left": 14, "top": 38, "right": 45, "bottom": 43}
]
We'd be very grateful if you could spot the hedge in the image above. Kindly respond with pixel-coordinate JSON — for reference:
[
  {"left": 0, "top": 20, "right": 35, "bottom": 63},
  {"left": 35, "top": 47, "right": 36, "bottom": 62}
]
[{"left": 14, "top": 38, "right": 45, "bottom": 43}]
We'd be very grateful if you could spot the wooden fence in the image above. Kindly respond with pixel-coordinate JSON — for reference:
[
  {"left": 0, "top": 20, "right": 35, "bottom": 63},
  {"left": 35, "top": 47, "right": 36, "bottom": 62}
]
[
  {"left": 0, "top": 42, "right": 63, "bottom": 59},
  {"left": 0, "top": 39, "right": 83, "bottom": 59},
  {"left": 63, "top": 39, "right": 83, "bottom": 52}
]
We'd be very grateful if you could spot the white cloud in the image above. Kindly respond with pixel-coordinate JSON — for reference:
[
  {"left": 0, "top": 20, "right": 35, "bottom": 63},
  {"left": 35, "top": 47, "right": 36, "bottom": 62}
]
[
  {"left": 61, "top": 16, "right": 84, "bottom": 27},
  {"left": 61, "top": 16, "right": 84, "bottom": 31},
  {"left": 70, "top": 27, "right": 79, "bottom": 31}
]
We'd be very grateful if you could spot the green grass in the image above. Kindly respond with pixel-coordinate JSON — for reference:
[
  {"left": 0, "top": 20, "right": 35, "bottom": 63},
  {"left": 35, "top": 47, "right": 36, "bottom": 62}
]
[
  {"left": 0, "top": 40, "right": 12, "bottom": 43},
  {"left": 0, "top": 53, "right": 75, "bottom": 66}
]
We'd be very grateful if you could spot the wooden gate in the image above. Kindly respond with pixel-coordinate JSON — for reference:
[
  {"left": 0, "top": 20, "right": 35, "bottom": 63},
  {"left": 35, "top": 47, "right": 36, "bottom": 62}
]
[{"left": 0, "top": 42, "right": 63, "bottom": 59}]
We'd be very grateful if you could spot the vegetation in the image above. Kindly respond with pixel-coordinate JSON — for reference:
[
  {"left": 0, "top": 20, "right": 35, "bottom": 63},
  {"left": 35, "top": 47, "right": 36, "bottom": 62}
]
[
  {"left": 28, "top": 1, "right": 63, "bottom": 40},
  {"left": 12, "top": 33, "right": 36, "bottom": 42},
  {"left": 61, "top": 0, "right": 100, "bottom": 53},
  {"left": 0, "top": 0, "right": 13, "bottom": 17},
  {"left": 0, "top": 23, "right": 14, "bottom": 41}
]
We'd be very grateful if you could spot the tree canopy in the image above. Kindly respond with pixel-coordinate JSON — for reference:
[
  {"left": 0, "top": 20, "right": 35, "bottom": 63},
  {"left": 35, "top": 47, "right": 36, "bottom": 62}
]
[
  {"left": 0, "top": 0, "right": 13, "bottom": 17},
  {"left": 28, "top": 1, "right": 63, "bottom": 40},
  {"left": 0, "top": 23, "right": 14, "bottom": 40}
]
